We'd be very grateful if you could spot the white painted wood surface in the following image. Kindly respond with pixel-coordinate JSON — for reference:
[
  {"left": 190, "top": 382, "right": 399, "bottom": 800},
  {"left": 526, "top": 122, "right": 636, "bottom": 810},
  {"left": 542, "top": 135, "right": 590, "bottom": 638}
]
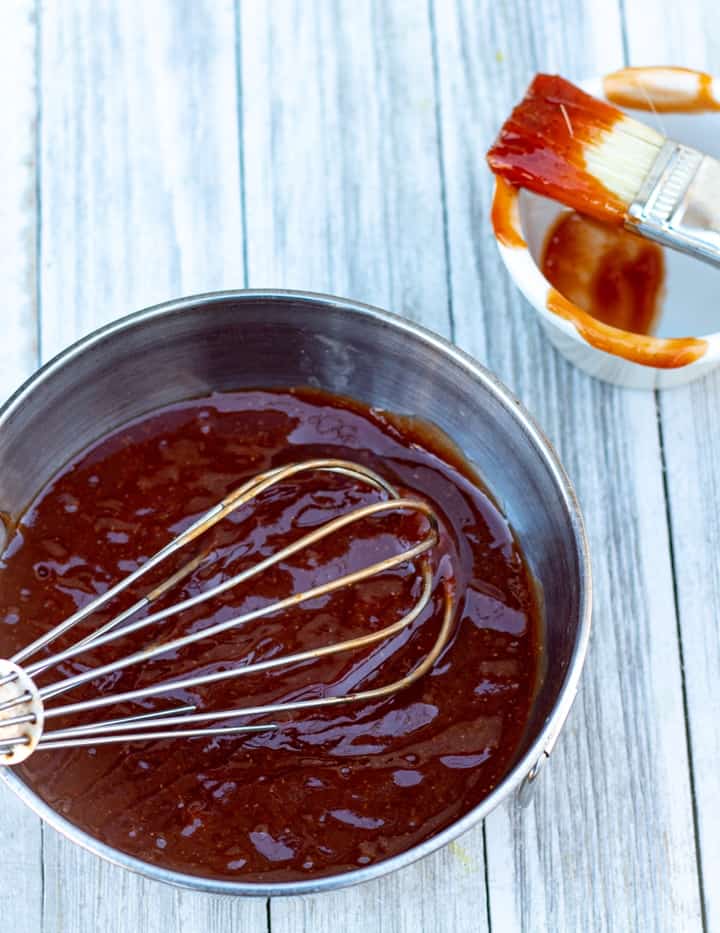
[
  {"left": 0, "top": 0, "right": 717, "bottom": 930},
  {"left": 621, "top": 6, "right": 720, "bottom": 931},
  {"left": 433, "top": 4, "right": 703, "bottom": 931},
  {"left": 0, "top": 4, "right": 43, "bottom": 932}
]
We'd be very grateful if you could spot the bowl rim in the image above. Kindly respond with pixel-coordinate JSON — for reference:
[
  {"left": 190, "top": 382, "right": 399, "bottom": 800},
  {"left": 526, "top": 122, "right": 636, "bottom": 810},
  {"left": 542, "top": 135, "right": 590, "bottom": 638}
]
[
  {"left": 0, "top": 288, "right": 592, "bottom": 896},
  {"left": 491, "top": 68, "right": 720, "bottom": 371}
]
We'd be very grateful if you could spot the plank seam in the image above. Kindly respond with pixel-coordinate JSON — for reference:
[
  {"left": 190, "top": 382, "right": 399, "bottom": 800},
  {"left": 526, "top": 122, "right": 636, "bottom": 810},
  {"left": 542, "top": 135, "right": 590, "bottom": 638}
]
[
  {"left": 619, "top": 0, "right": 708, "bottom": 920},
  {"left": 617, "top": 0, "right": 632, "bottom": 68},
  {"left": 368, "top": 0, "right": 396, "bottom": 306},
  {"left": 34, "top": 0, "right": 43, "bottom": 366},
  {"left": 427, "top": 0, "right": 456, "bottom": 343},
  {"left": 654, "top": 394, "right": 709, "bottom": 933},
  {"left": 612, "top": 14, "right": 705, "bottom": 924},
  {"left": 40, "top": 822, "right": 46, "bottom": 933},
  {"left": 233, "top": 0, "right": 249, "bottom": 289},
  {"left": 482, "top": 821, "right": 494, "bottom": 933},
  {"left": 35, "top": 0, "right": 45, "bottom": 921}
]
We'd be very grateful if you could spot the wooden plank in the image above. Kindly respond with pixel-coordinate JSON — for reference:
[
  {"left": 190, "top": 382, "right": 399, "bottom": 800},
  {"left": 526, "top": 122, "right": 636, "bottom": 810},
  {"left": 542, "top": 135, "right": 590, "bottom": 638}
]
[
  {"left": 0, "top": 3, "right": 43, "bottom": 933},
  {"left": 241, "top": 0, "right": 451, "bottom": 330},
  {"left": 240, "top": 1, "right": 490, "bottom": 930},
  {"left": 620, "top": 3, "right": 720, "bottom": 929},
  {"left": 39, "top": 0, "right": 247, "bottom": 362},
  {"left": 431, "top": 0, "right": 703, "bottom": 930},
  {"left": 9, "top": 3, "right": 711, "bottom": 933},
  {"left": 0, "top": 0, "right": 39, "bottom": 394},
  {"left": 37, "top": 2, "right": 265, "bottom": 930},
  {"left": 42, "top": 841, "right": 268, "bottom": 933}
]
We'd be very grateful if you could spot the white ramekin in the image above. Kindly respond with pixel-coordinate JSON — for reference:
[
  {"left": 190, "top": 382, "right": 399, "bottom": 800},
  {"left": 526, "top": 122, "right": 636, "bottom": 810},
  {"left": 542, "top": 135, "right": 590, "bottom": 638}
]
[{"left": 492, "top": 67, "right": 720, "bottom": 389}]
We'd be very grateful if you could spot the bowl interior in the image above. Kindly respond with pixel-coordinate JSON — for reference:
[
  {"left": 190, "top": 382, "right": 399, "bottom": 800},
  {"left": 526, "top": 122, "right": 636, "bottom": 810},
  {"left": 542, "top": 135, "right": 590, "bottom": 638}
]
[
  {"left": 518, "top": 81, "right": 720, "bottom": 341},
  {"left": 0, "top": 293, "right": 587, "bottom": 884}
]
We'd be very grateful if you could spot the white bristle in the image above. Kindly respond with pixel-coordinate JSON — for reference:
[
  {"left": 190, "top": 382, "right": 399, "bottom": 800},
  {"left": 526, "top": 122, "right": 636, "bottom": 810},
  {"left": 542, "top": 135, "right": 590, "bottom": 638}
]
[{"left": 583, "top": 113, "right": 665, "bottom": 207}]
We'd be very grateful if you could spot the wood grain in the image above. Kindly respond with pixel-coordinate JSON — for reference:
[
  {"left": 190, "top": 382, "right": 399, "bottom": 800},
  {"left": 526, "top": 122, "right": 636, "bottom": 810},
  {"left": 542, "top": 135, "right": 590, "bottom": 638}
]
[
  {"left": 240, "top": 2, "right": 491, "bottom": 930},
  {"left": 432, "top": 1, "right": 703, "bottom": 930},
  {"left": 621, "top": 3, "right": 720, "bottom": 929},
  {"left": 34, "top": 1, "right": 265, "bottom": 931},
  {"left": 241, "top": 0, "right": 451, "bottom": 329},
  {"left": 0, "top": 0, "right": 39, "bottom": 392},
  {"left": 41, "top": 841, "right": 268, "bottom": 933},
  {"left": 0, "top": 3, "right": 43, "bottom": 933},
  {"left": 39, "top": 0, "right": 247, "bottom": 362},
  {"left": 0, "top": 0, "right": 714, "bottom": 930}
]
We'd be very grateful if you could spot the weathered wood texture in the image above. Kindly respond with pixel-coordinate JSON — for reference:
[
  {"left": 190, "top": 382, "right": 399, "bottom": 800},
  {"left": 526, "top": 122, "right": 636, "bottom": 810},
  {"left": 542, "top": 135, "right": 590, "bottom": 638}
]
[
  {"left": 0, "top": 3, "right": 43, "bottom": 933},
  {"left": 20, "top": 2, "right": 265, "bottom": 932},
  {"left": 0, "top": 0, "right": 716, "bottom": 930},
  {"left": 239, "top": 5, "right": 488, "bottom": 929},
  {"left": 431, "top": 2, "right": 704, "bottom": 931},
  {"left": 621, "top": 4, "right": 720, "bottom": 931},
  {"left": 38, "top": 0, "right": 247, "bottom": 361}
]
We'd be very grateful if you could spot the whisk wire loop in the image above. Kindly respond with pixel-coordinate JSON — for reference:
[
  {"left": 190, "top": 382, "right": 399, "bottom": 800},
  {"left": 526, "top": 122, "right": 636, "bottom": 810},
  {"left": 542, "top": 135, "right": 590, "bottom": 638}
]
[{"left": 0, "top": 459, "right": 454, "bottom": 764}]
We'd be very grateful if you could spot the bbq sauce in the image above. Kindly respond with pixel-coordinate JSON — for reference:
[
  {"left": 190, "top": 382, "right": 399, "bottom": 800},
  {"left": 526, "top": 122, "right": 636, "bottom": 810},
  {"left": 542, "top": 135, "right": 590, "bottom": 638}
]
[
  {"left": 542, "top": 210, "right": 665, "bottom": 335},
  {"left": 486, "top": 74, "right": 629, "bottom": 223},
  {"left": 491, "top": 176, "right": 527, "bottom": 248},
  {"left": 0, "top": 389, "right": 541, "bottom": 882},
  {"left": 604, "top": 66, "right": 720, "bottom": 113},
  {"left": 540, "top": 211, "right": 707, "bottom": 368}
]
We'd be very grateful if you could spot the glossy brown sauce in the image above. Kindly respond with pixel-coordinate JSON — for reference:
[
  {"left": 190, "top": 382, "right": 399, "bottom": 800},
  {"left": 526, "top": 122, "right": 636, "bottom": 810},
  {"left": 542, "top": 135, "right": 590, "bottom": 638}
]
[
  {"left": 547, "top": 288, "right": 707, "bottom": 368},
  {"left": 542, "top": 210, "right": 665, "bottom": 335},
  {"left": 487, "top": 74, "right": 627, "bottom": 224},
  {"left": 491, "top": 177, "right": 526, "bottom": 248},
  {"left": 0, "top": 389, "right": 541, "bottom": 882},
  {"left": 604, "top": 66, "right": 720, "bottom": 113}
]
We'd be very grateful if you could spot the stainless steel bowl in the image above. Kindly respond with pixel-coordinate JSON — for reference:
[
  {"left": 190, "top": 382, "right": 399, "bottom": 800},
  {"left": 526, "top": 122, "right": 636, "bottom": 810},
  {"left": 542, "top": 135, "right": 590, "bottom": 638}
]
[{"left": 0, "top": 290, "right": 591, "bottom": 895}]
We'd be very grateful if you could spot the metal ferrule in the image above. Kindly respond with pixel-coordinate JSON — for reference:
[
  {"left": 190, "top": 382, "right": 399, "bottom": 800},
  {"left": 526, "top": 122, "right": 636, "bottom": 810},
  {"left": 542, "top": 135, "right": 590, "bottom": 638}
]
[{"left": 627, "top": 140, "right": 720, "bottom": 267}]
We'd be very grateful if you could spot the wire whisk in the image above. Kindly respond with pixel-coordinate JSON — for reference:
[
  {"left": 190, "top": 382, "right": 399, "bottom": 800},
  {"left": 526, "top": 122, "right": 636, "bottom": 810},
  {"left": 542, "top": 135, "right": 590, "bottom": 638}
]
[{"left": 0, "top": 459, "right": 454, "bottom": 765}]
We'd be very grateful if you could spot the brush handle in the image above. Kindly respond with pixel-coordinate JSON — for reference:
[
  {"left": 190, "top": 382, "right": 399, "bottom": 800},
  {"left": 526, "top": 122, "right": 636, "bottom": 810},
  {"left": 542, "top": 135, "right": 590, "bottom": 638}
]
[{"left": 627, "top": 140, "right": 720, "bottom": 268}]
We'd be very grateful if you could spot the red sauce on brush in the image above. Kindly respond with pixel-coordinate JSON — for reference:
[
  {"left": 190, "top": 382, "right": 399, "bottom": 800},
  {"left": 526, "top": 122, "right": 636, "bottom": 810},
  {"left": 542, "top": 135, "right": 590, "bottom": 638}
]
[
  {"left": 486, "top": 74, "right": 628, "bottom": 223},
  {"left": 0, "top": 389, "right": 541, "bottom": 882}
]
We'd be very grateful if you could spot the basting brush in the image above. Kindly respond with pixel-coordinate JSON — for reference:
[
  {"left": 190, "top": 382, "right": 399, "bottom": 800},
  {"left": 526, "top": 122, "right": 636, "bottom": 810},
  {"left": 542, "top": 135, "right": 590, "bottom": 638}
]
[{"left": 487, "top": 74, "right": 720, "bottom": 267}]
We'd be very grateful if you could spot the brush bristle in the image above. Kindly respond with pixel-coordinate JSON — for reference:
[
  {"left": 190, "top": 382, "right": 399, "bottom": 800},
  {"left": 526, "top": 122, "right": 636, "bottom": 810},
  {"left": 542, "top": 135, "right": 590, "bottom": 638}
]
[
  {"left": 487, "top": 74, "right": 664, "bottom": 223},
  {"left": 583, "top": 116, "right": 663, "bottom": 206}
]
